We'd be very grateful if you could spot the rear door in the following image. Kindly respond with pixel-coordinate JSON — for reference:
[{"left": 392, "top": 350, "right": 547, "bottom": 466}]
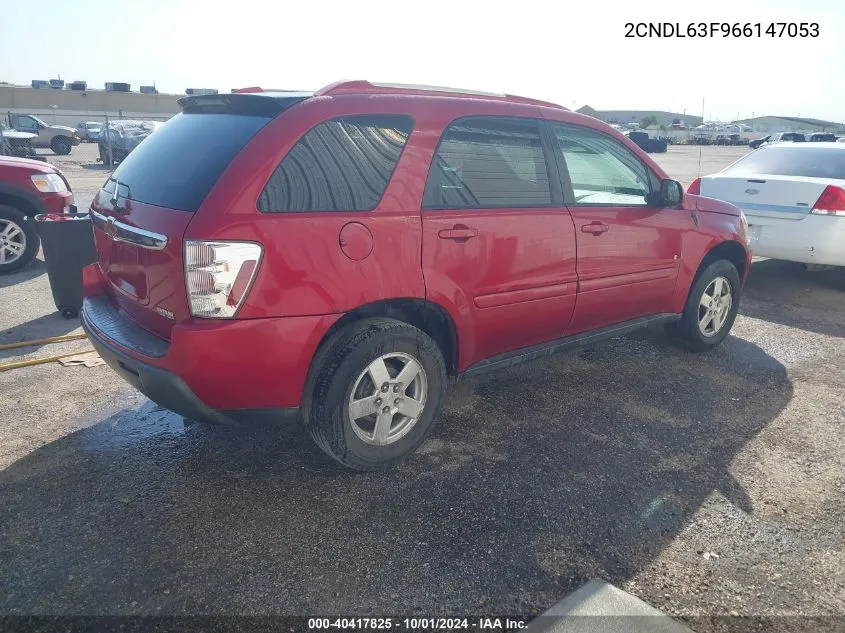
[
  {"left": 549, "top": 122, "right": 686, "bottom": 333},
  {"left": 421, "top": 116, "right": 578, "bottom": 366},
  {"left": 89, "top": 99, "right": 299, "bottom": 340}
]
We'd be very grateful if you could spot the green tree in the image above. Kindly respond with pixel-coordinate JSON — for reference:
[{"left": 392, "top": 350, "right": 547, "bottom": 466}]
[{"left": 640, "top": 115, "right": 658, "bottom": 128}]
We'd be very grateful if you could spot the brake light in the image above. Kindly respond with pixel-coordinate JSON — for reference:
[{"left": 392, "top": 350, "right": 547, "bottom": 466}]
[
  {"left": 184, "top": 241, "right": 262, "bottom": 318},
  {"left": 688, "top": 178, "right": 702, "bottom": 195},
  {"left": 811, "top": 185, "right": 845, "bottom": 217}
]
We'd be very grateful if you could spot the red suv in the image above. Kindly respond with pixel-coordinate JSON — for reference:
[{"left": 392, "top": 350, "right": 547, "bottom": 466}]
[
  {"left": 81, "top": 81, "right": 751, "bottom": 470},
  {"left": 0, "top": 156, "right": 75, "bottom": 274}
]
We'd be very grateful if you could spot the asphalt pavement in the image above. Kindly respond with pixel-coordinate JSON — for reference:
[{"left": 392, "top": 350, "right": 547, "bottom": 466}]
[{"left": 0, "top": 145, "right": 843, "bottom": 632}]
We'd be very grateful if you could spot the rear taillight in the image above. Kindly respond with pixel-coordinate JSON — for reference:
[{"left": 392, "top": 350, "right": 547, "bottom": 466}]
[
  {"left": 811, "top": 185, "right": 845, "bottom": 217},
  {"left": 688, "top": 178, "right": 702, "bottom": 195},
  {"left": 184, "top": 240, "right": 262, "bottom": 318}
]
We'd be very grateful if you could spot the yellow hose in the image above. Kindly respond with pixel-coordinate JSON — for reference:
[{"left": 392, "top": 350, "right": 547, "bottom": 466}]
[
  {"left": 0, "top": 333, "right": 88, "bottom": 351},
  {"left": 0, "top": 349, "right": 98, "bottom": 372}
]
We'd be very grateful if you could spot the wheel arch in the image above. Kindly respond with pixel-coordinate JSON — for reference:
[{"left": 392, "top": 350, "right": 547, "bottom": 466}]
[
  {"left": 0, "top": 184, "right": 45, "bottom": 219},
  {"left": 695, "top": 240, "right": 749, "bottom": 283},
  {"left": 671, "top": 238, "right": 749, "bottom": 313},
  {"left": 313, "top": 298, "right": 460, "bottom": 377}
]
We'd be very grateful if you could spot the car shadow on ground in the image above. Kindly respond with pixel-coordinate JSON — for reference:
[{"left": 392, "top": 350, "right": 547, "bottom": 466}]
[
  {"left": 0, "top": 332, "right": 790, "bottom": 616},
  {"left": 0, "top": 311, "right": 82, "bottom": 359},
  {"left": 741, "top": 259, "right": 845, "bottom": 338},
  {"left": 0, "top": 257, "right": 46, "bottom": 289},
  {"left": 81, "top": 163, "right": 111, "bottom": 171}
]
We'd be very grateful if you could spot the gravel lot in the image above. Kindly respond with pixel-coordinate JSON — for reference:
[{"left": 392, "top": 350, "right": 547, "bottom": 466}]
[{"left": 1, "top": 144, "right": 844, "bottom": 631}]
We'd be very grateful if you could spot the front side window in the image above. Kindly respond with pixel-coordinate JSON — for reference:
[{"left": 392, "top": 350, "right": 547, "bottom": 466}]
[
  {"left": 553, "top": 123, "right": 652, "bottom": 206},
  {"left": 258, "top": 115, "right": 413, "bottom": 213},
  {"left": 17, "top": 116, "right": 40, "bottom": 130},
  {"left": 422, "top": 117, "right": 551, "bottom": 209}
]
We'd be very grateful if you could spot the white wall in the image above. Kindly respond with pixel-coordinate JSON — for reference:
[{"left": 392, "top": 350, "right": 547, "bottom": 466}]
[{"left": 3, "top": 107, "right": 173, "bottom": 128}]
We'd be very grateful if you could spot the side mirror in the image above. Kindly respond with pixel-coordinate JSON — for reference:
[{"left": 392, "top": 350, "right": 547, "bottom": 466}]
[{"left": 649, "top": 179, "right": 683, "bottom": 207}]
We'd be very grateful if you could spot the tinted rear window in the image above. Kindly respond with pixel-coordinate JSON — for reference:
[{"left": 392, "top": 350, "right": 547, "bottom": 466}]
[
  {"left": 107, "top": 112, "right": 270, "bottom": 212},
  {"left": 724, "top": 147, "right": 845, "bottom": 179},
  {"left": 258, "top": 115, "right": 413, "bottom": 213}
]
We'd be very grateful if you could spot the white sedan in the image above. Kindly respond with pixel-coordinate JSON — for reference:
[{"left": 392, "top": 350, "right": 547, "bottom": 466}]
[{"left": 689, "top": 143, "right": 845, "bottom": 266}]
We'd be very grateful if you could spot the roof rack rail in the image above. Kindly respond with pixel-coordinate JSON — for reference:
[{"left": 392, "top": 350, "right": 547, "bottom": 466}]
[{"left": 315, "top": 80, "right": 566, "bottom": 110}]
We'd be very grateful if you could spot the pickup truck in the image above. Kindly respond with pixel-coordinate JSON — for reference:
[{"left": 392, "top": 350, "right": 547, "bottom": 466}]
[{"left": 4, "top": 113, "right": 81, "bottom": 155}]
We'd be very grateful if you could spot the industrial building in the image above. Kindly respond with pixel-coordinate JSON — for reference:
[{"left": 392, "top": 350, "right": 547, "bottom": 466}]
[
  {"left": 0, "top": 84, "right": 182, "bottom": 127},
  {"left": 576, "top": 106, "right": 703, "bottom": 128},
  {"left": 731, "top": 116, "right": 844, "bottom": 134}
]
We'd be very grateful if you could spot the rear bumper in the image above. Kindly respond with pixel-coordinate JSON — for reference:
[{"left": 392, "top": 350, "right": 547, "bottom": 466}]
[
  {"left": 747, "top": 214, "right": 845, "bottom": 266},
  {"left": 80, "top": 290, "right": 339, "bottom": 423},
  {"left": 83, "top": 315, "right": 239, "bottom": 425}
]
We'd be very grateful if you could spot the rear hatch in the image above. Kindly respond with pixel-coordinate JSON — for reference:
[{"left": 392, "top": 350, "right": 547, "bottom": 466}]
[
  {"left": 90, "top": 93, "right": 308, "bottom": 340},
  {"left": 699, "top": 145, "right": 845, "bottom": 224}
]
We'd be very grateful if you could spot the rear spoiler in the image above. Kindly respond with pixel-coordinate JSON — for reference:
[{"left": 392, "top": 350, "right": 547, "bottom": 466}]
[{"left": 178, "top": 92, "right": 312, "bottom": 117}]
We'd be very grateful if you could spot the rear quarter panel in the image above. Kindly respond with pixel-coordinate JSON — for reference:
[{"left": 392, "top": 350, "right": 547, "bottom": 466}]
[{"left": 184, "top": 96, "right": 429, "bottom": 319}]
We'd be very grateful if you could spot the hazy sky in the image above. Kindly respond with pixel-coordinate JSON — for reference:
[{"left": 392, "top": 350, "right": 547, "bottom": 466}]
[{"left": 1, "top": 0, "right": 842, "bottom": 122}]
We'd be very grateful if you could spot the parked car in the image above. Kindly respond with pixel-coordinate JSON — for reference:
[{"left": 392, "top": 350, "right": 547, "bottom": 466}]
[
  {"left": 81, "top": 82, "right": 751, "bottom": 470},
  {"left": 0, "top": 155, "right": 75, "bottom": 273},
  {"left": 76, "top": 121, "right": 102, "bottom": 142},
  {"left": 748, "top": 135, "right": 770, "bottom": 149},
  {"left": 0, "top": 125, "right": 38, "bottom": 158},
  {"left": 689, "top": 143, "right": 845, "bottom": 267},
  {"left": 762, "top": 132, "right": 806, "bottom": 147},
  {"left": 5, "top": 114, "right": 81, "bottom": 155},
  {"left": 97, "top": 120, "right": 162, "bottom": 165},
  {"left": 626, "top": 130, "right": 668, "bottom": 153},
  {"left": 808, "top": 133, "right": 837, "bottom": 143}
]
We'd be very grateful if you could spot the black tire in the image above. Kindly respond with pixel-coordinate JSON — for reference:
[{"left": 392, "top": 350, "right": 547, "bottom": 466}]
[
  {"left": 666, "top": 259, "right": 741, "bottom": 352},
  {"left": 50, "top": 136, "right": 72, "bottom": 155},
  {"left": 60, "top": 307, "right": 78, "bottom": 319},
  {"left": 0, "top": 205, "right": 40, "bottom": 275},
  {"left": 304, "top": 317, "right": 447, "bottom": 471}
]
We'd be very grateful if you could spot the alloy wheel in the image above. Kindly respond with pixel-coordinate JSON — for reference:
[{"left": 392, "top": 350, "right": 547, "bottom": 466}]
[
  {"left": 698, "top": 276, "right": 733, "bottom": 337},
  {"left": 347, "top": 352, "right": 428, "bottom": 446},
  {"left": 0, "top": 218, "right": 26, "bottom": 265}
]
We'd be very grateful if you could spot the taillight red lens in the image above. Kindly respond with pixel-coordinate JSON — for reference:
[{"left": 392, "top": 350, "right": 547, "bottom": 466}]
[
  {"left": 811, "top": 185, "right": 845, "bottom": 217},
  {"left": 688, "top": 178, "right": 702, "bottom": 195},
  {"left": 227, "top": 260, "right": 258, "bottom": 307}
]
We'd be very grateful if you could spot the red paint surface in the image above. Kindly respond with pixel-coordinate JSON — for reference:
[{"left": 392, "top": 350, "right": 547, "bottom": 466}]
[
  {"left": 339, "top": 222, "right": 374, "bottom": 261},
  {"left": 85, "top": 89, "right": 750, "bottom": 411}
]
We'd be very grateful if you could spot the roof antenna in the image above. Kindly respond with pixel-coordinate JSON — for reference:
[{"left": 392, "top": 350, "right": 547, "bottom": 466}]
[{"left": 697, "top": 96, "right": 704, "bottom": 180}]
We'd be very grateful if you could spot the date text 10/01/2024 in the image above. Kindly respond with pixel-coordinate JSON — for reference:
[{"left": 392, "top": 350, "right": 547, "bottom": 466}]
[
  {"left": 307, "top": 618, "right": 526, "bottom": 630},
  {"left": 625, "top": 22, "right": 819, "bottom": 38}
]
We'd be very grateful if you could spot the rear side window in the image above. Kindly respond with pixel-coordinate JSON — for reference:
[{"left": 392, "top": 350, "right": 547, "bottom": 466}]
[
  {"left": 723, "top": 147, "right": 845, "bottom": 179},
  {"left": 108, "top": 112, "right": 271, "bottom": 212},
  {"left": 422, "top": 117, "right": 551, "bottom": 209},
  {"left": 258, "top": 115, "right": 413, "bottom": 213}
]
